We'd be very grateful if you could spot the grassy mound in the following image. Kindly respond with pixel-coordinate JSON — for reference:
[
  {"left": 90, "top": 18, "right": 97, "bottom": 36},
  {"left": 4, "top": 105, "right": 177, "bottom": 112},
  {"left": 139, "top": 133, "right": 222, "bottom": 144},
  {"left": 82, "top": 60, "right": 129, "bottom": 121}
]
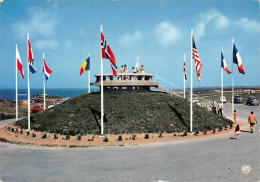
[{"left": 15, "top": 90, "right": 232, "bottom": 135}]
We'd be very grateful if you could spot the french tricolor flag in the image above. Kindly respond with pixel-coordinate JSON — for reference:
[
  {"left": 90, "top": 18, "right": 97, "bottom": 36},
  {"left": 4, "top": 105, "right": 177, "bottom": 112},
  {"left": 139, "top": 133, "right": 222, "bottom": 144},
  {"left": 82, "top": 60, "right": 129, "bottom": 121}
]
[
  {"left": 43, "top": 57, "right": 52, "bottom": 81},
  {"left": 233, "top": 43, "right": 245, "bottom": 75},
  {"left": 221, "top": 51, "right": 232, "bottom": 74}
]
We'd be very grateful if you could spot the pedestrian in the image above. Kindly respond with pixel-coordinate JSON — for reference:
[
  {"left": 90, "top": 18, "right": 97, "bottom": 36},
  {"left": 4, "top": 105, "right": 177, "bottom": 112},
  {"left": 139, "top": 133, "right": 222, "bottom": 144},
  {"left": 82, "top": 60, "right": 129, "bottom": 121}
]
[
  {"left": 233, "top": 110, "right": 237, "bottom": 124},
  {"left": 212, "top": 99, "right": 217, "bottom": 114},
  {"left": 218, "top": 101, "right": 223, "bottom": 117},
  {"left": 248, "top": 111, "right": 257, "bottom": 133},
  {"left": 235, "top": 125, "right": 240, "bottom": 140},
  {"left": 120, "top": 65, "right": 124, "bottom": 73}
]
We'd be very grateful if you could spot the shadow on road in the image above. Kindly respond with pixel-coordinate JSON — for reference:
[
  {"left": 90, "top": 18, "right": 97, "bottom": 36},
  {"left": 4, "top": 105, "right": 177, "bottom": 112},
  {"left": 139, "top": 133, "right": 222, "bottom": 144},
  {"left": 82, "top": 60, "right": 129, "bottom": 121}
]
[
  {"left": 240, "top": 130, "right": 250, "bottom": 133},
  {"left": 229, "top": 137, "right": 236, "bottom": 140}
]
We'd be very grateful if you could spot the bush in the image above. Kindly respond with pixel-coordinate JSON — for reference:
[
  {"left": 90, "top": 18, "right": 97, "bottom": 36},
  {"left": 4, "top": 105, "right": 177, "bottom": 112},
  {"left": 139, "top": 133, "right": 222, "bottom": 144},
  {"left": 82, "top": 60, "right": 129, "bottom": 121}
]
[
  {"left": 117, "top": 135, "right": 122, "bottom": 141},
  {"left": 66, "top": 134, "right": 70, "bottom": 140},
  {"left": 26, "top": 131, "right": 30, "bottom": 136},
  {"left": 212, "top": 129, "right": 216, "bottom": 133},
  {"left": 218, "top": 127, "right": 222, "bottom": 131},
  {"left": 132, "top": 135, "right": 136, "bottom": 140},
  {"left": 103, "top": 137, "right": 108, "bottom": 142},
  {"left": 159, "top": 132, "right": 163, "bottom": 138},
  {"left": 54, "top": 134, "right": 58, "bottom": 139},
  {"left": 11, "top": 128, "right": 14, "bottom": 132},
  {"left": 77, "top": 135, "right": 81, "bottom": 141},
  {"left": 203, "top": 131, "right": 207, "bottom": 135},
  {"left": 194, "top": 131, "right": 199, "bottom": 135},
  {"left": 42, "top": 133, "right": 47, "bottom": 139},
  {"left": 20, "top": 130, "right": 23, "bottom": 134},
  {"left": 32, "top": 133, "right": 36, "bottom": 137},
  {"left": 144, "top": 133, "right": 149, "bottom": 139}
]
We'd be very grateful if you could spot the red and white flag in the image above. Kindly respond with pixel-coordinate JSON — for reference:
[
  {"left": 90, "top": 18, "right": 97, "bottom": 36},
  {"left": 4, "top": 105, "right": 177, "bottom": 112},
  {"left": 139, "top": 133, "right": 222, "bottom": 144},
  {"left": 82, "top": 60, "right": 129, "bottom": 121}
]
[
  {"left": 16, "top": 46, "right": 25, "bottom": 79},
  {"left": 184, "top": 60, "right": 187, "bottom": 80},
  {"left": 43, "top": 58, "right": 52, "bottom": 81},
  {"left": 221, "top": 51, "right": 232, "bottom": 74},
  {"left": 192, "top": 37, "right": 202, "bottom": 82},
  {"left": 28, "top": 39, "right": 36, "bottom": 73},
  {"left": 101, "top": 31, "right": 117, "bottom": 77}
]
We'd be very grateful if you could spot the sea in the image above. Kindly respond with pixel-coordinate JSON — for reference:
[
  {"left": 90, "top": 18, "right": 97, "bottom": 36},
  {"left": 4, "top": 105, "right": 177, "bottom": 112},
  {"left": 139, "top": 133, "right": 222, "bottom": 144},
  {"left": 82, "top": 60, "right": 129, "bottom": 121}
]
[{"left": 0, "top": 88, "right": 100, "bottom": 101}]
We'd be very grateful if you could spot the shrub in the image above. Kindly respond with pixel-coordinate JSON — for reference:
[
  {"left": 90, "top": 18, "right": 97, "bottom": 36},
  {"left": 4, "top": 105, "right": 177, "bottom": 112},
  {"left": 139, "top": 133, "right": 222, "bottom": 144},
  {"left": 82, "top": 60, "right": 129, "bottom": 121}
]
[
  {"left": 117, "top": 135, "right": 122, "bottom": 141},
  {"left": 103, "top": 137, "right": 108, "bottom": 142},
  {"left": 54, "top": 134, "right": 58, "bottom": 139},
  {"left": 66, "top": 134, "right": 70, "bottom": 140},
  {"left": 230, "top": 124, "right": 233, "bottom": 129},
  {"left": 77, "top": 135, "right": 81, "bottom": 141},
  {"left": 20, "top": 130, "right": 23, "bottom": 134},
  {"left": 42, "top": 133, "right": 47, "bottom": 139},
  {"left": 159, "top": 132, "right": 163, "bottom": 138},
  {"left": 132, "top": 135, "right": 136, "bottom": 140},
  {"left": 212, "top": 129, "right": 216, "bottom": 133},
  {"left": 26, "top": 131, "right": 30, "bottom": 136},
  {"left": 182, "top": 132, "right": 187, "bottom": 137},
  {"left": 218, "top": 127, "right": 222, "bottom": 131},
  {"left": 32, "top": 133, "right": 36, "bottom": 137},
  {"left": 144, "top": 133, "right": 149, "bottom": 139},
  {"left": 11, "top": 128, "right": 14, "bottom": 132},
  {"left": 194, "top": 131, "right": 199, "bottom": 136},
  {"left": 203, "top": 131, "right": 207, "bottom": 135}
]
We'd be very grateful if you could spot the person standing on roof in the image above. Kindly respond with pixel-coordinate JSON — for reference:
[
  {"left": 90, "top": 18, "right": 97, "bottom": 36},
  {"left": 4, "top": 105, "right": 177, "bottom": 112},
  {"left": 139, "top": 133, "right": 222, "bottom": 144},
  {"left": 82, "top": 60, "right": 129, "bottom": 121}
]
[{"left": 140, "top": 65, "right": 145, "bottom": 74}]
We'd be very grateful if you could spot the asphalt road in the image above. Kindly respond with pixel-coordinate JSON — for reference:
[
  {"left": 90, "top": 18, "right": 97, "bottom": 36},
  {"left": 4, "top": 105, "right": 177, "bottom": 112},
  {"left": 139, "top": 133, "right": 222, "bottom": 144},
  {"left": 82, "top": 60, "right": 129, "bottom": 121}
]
[{"left": 0, "top": 104, "right": 259, "bottom": 182}]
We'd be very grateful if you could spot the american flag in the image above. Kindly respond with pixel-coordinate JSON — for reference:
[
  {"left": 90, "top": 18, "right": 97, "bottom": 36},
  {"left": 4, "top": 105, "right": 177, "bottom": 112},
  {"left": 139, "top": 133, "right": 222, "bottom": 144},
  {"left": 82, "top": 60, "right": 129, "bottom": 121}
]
[
  {"left": 192, "top": 37, "right": 202, "bottom": 82},
  {"left": 184, "top": 61, "right": 187, "bottom": 80}
]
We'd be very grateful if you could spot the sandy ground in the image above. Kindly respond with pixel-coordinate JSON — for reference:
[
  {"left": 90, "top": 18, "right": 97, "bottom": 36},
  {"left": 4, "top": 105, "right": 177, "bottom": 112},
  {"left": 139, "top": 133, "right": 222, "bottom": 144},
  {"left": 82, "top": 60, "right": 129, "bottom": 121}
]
[{"left": 0, "top": 120, "right": 245, "bottom": 148}]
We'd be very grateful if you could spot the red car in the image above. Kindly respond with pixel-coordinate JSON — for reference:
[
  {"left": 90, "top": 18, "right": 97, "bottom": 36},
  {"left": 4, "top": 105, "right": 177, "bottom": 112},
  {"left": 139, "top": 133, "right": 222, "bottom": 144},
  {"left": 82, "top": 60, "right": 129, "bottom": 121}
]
[{"left": 30, "top": 105, "right": 49, "bottom": 113}]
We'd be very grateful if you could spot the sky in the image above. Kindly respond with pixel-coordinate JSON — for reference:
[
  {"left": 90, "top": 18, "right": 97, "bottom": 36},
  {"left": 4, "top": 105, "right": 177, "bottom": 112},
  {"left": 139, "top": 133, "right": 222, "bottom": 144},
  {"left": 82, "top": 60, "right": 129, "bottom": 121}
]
[{"left": 0, "top": 0, "right": 260, "bottom": 90}]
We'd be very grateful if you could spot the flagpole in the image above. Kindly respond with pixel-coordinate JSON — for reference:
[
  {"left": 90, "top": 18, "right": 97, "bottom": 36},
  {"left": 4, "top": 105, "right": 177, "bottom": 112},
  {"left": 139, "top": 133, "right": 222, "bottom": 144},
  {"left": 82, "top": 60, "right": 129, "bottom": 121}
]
[
  {"left": 43, "top": 53, "right": 46, "bottom": 110},
  {"left": 221, "top": 47, "right": 224, "bottom": 109},
  {"left": 27, "top": 33, "right": 30, "bottom": 131},
  {"left": 184, "top": 53, "right": 186, "bottom": 99},
  {"left": 88, "top": 53, "right": 91, "bottom": 94},
  {"left": 101, "top": 25, "right": 104, "bottom": 136},
  {"left": 232, "top": 37, "right": 234, "bottom": 115},
  {"left": 16, "top": 44, "right": 18, "bottom": 121},
  {"left": 190, "top": 29, "right": 193, "bottom": 133}
]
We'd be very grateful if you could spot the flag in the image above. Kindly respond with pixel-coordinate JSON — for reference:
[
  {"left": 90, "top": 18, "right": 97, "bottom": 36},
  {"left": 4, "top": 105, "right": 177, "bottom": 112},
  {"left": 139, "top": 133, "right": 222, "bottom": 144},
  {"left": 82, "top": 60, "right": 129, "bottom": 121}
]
[
  {"left": 184, "top": 61, "right": 187, "bottom": 80},
  {"left": 101, "top": 31, "right": 117, "bottom": 77},
  {"left": 233, "top": 43, "right": 245, "bottom": 75},
  {"left": 28, "top": 39, "right": 36, "bottom": 74},
  {"left": 192, "top": 37, "right": 202, "bottom": 82},
  {"left": 43, "top": 58, "right": 52, "bottom": 81},
  {"left": 16, "top": 46, "right": 25, "bottom": 79},
  {"left": 221, "top": 51, "right": 232, "bottom": 74},
  {"left": 80, "top": 56, "right": 90, "bottom": 76}
]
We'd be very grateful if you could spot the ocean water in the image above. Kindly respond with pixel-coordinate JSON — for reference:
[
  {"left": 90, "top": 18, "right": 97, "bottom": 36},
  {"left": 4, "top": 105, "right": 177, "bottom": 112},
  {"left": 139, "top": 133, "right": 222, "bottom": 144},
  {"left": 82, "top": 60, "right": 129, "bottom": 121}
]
[{"left": 0, "top": 88, "right": 100, "bottom": 100}]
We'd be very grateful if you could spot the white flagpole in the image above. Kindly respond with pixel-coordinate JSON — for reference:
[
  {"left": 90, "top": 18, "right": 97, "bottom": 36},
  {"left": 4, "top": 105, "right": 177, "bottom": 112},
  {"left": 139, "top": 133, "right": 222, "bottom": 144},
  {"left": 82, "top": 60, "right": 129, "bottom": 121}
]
[
  {"left": 88, "top": 53, "right": 91, "bottom": 94},
  {"left": 232, "top": 37, "right": 234, "bottom": 114},
  {"left": 43, "top": 53, "right": 46, "bottom": 110},
  {"left": 101, "top": 25, "right": 104, "bottom": 136},
  {"left": 221, "top": 47, "right": 224, "bottom": 110},
  {"left": 16, "top": 44, "right": 18, "bottom": 121},
  {"left": 190, "top": 29, "right": 193, "bottom": 133},
  {"left": 27, "top": 33, "right": 30, "bottom": 131},
  {"left": 184, "top": 53, "right": 186, "bottom": 99}
]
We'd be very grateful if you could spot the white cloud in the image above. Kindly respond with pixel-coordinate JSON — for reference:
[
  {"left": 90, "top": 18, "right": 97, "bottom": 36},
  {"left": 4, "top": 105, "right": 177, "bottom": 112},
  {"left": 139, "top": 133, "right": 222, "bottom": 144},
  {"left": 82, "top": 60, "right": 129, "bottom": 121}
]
[
  {"left": 118, "top": 30, "right": 143, "bottom": 46},
  {"left": 154, "top": 20, "right": 180, "bottom": 47},
  {"left": 195, "top": 9, "right": 230, "bottom": 39},
  {"left": 34, "top": 40, "right": 59, "bottom": 50},
  {"left": 235, "top": 17, "right": 260, "bottom": 34},
  {"left": 13, "top": 6, "right": 58, "bottom": 38}
]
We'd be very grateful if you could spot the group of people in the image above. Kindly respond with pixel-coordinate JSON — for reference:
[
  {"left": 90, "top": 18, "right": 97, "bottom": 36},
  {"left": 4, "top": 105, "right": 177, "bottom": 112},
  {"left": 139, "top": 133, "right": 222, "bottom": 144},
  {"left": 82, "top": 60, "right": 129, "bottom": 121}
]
[
  {"left": 233, "top": 110, "right": 257, "bottom": 140},
  {"left": 119, "top": 65, "right": 145, "bottom": 74},
  {"left": 211, "top": 99, "right": 224, "bottom": 117}
]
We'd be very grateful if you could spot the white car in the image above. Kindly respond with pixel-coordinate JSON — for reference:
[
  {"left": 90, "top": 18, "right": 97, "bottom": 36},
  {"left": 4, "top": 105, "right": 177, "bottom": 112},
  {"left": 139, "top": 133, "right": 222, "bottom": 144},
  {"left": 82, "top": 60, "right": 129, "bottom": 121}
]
[{"left": 220, "top": 96, "right": 226, "bottom": 103}]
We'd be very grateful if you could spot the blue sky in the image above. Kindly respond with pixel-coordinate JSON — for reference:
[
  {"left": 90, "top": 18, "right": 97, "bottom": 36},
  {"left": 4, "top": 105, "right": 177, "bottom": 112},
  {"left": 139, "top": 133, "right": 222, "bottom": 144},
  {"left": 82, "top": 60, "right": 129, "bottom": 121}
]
[{"left": 0, "top": 0, "right": 259, "bottom": 89}]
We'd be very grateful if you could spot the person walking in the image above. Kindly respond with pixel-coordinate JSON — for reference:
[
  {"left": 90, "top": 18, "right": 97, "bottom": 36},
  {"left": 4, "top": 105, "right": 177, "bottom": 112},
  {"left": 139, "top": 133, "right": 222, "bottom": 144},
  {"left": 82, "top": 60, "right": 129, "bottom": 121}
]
[
  {"left": 212, "top": 99, "right": 217, "bottom": 114},
  {"left": 235, "top": 125, "right": 240, "bottom": 140},
  {"left": 218, "top": 101, "right": 223, "bottom": 117},
  {"left": 233, "top": 110, "right": 237, "bottom": 124},
  {"left": 248, "top": 111, "right": 257, "bottom": 133}
]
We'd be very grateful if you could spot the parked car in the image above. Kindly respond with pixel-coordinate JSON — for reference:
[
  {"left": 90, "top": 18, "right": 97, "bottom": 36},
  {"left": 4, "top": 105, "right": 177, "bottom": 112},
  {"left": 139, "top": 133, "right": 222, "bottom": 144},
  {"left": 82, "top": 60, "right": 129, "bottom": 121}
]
[
  {"left": 234, "top": 95, "right": 244, "bottom": 103},
  {"left": 246, "top": 96, "right": 259, "bottom": 106},
  {"left": 30, "top": 105, "right": 49, "bottom": 113},
  {"left": 219, "top": 96, "right": 226, "bottom": 103},
  {"left": 192, "top": 97, "right": 200, "bottom": 103}
]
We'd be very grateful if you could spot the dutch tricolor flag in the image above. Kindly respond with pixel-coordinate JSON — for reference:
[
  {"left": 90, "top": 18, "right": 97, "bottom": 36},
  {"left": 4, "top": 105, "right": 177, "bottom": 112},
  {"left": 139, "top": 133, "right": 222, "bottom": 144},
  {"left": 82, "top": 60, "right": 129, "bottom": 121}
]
[
  {"left": 221, "top": 51, "right": 232, "bottom": 74},
  {"left": 43, "top": 58, "right": 52, "bottom": 81}
]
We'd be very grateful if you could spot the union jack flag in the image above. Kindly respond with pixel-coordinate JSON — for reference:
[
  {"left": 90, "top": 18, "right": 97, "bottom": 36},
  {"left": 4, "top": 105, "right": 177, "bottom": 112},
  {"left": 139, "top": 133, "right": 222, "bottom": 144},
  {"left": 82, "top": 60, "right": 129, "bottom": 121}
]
[
  {"left": 192, "top": 37, "right": 202, "bottom": 82},
  {"left": 101, "top": 31, "right": 117, "bottom": 77}
]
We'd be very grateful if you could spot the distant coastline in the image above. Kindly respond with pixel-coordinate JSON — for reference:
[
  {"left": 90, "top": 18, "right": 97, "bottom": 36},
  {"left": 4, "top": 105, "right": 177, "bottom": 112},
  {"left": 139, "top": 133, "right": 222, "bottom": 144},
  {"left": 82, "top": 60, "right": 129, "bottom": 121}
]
[{"left": 0, "top": 86, "right": 259, "bottom": 100}]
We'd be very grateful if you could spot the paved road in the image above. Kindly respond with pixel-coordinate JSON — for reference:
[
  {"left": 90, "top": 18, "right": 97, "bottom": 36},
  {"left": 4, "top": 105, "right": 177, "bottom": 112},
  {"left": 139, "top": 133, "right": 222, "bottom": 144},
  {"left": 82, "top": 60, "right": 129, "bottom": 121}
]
[{"left": 0, "top": 104, "right": 259, "bottom": 182}]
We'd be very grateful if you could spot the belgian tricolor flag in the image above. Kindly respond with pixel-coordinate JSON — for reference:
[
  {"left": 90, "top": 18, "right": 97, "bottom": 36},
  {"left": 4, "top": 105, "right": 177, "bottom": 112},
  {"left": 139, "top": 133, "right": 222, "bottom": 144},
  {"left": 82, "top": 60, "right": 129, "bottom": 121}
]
[{"left": 80, "top": 56, "right": 90, "bottom": 76}]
